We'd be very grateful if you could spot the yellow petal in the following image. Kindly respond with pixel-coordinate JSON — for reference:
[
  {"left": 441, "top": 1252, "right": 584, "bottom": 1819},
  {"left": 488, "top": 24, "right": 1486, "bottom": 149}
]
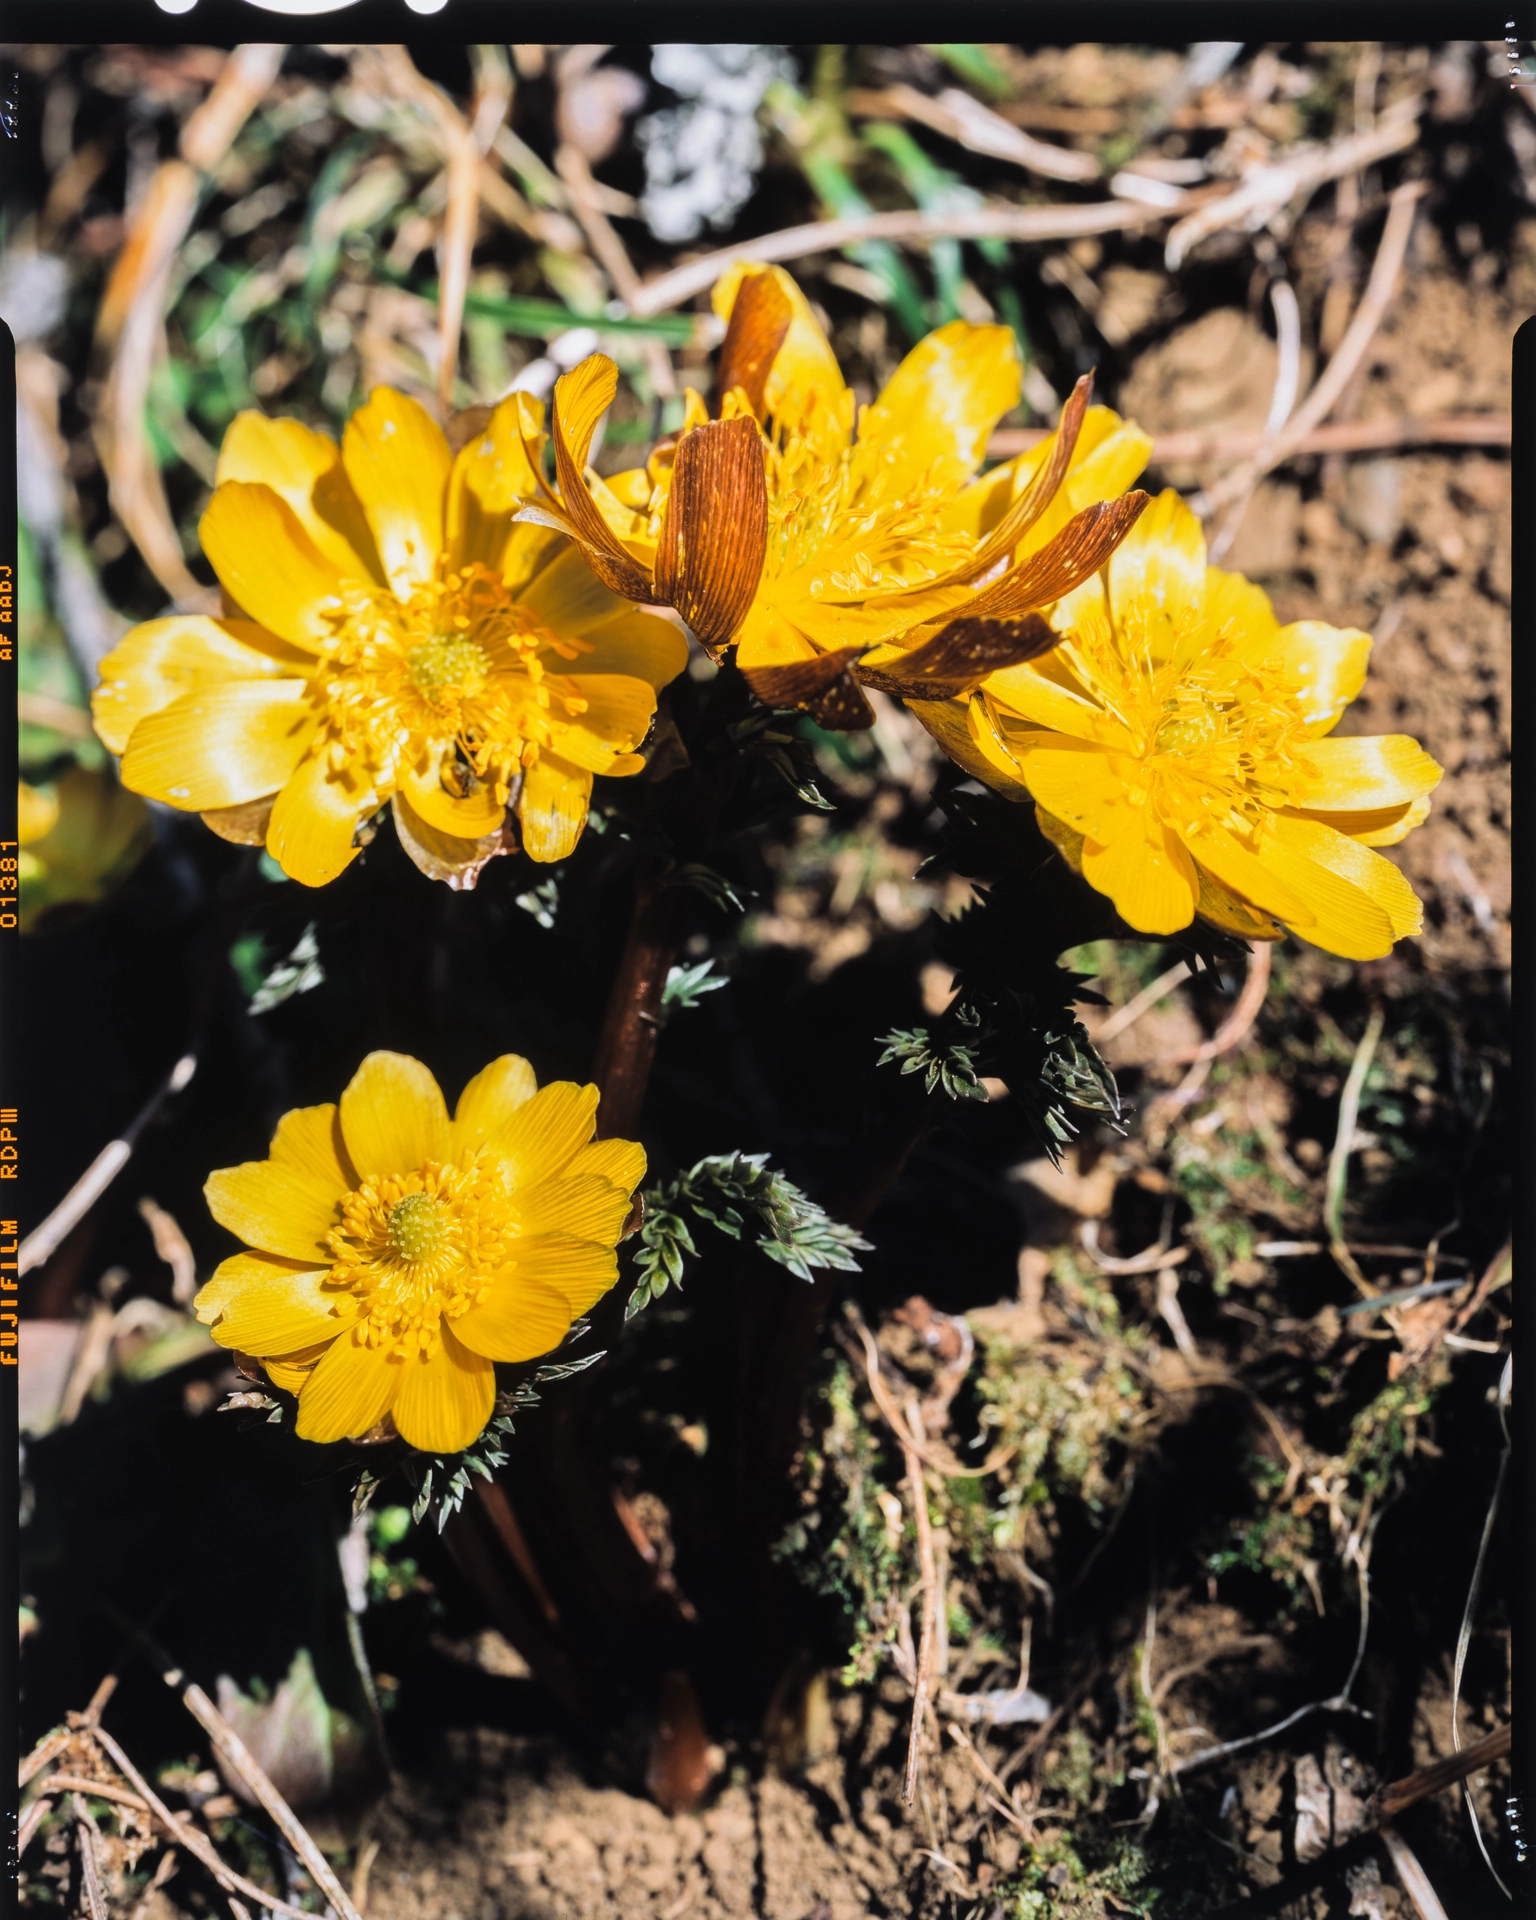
[
  {"left": 519, "top": 541, "right": 629, "bottom": 634},
  {"left": 92, "top": 616, "right": 310, "bottom": 756},
  {"left": 564, "top": 610, "right": 689, "bottom": 687},
  {"left": 1081, "top": 811, "right": 1198, "bottom": 935},
  {"left": 713, "top": 264, "right": 846, "bottom": 440},
  {"left": 452, "top": 1274, "right": 573, "bottom": 1363},
  {"left": 391, "top": 1327, "right": 496, "bottom": 1452},
  {"left": 269, "top": 1103, "right": 357, "bottom": 1192},
  {"left": 513, "top": 1174, "right": 634, "bottom": 1243},
  {"left": 1009, "top": 735, "right": 1128, "bottom": 841},
  {"left": 499, "top": 519, "right": 566, "bottom": 598},
  {"left": 293, "top": 1330, "right": 402, "bottom": 1443},
  {"left": 1286, "top": 736, "right": 1442, "bottom": 812},
  {"left": 558, "top": 674, "right": 658, "bottom": 771},
  {"left": 1245, "top": 621, "right": 1372, "bottom": 737},
  {"left": 264, "top": 1346, "right": 329, "bottom": 1392},
  {"left": 1184, "top": 821, "right": 1314, "bottom": 930},
  {"left": 1104, "top": 488, "right": 1205, "bottom": 635},
  {"left": 121, "top": 680, "right": 317, "bottom": 811},
  {"left": 446, "top": 390, "right": 545, "bottom": 572},
  {"left": 566, "top": 1138, "right": 647, "bottom": 1193},
  {"left": 1036, "top": 805, "right": 1086, "bottom": 870},
  {"left": 1202, "top": 566, "right": 1280, "bottom": 651},
  {"left": 1295, "top": 795, "right": 1432, "bottom": 848},
  {"left": 399, "top": 753, "right": 505, "bottom": 838},
  {"left": 200, "top": 483, "right": 348, "bottom": 650},
  {"left": 342, "top": 387, "right": 452, "bottom": 599},
  {"left": 267, "top": 748, "right": 374, "bottom": 888},
  {"left": 1194, "top": 866, "right": 1285, "bottom": 942},
  {"left": 216, "top": 411, "right": 383, "bottom": 584},
  {"left": 734, "top": 601, "right": 819, "bottom": 671},
  {"left": 984, "top": 666, "right": 1127, "bottom": 748},
  {"left": 517, "top": 751, "right": 592, "bottom": 863},
  {"left": 484, "top": 1080, "right": 599, "bottom": 1190},
  {"left": 1064, "top": 412, "right": 1153, "bottom": 511},
  {"left": 509, "top": 1232, "right": 621, "bottom": 1315},
  {"left": 856, "top": 320, "right": 1019, "bottom": 496},
  {"left": 194, "top": 1253, "right": 353, "bottom": 1355},
  {"left": 452, "top": 1055, "right": 539, "bottom": 1158},
  {"left": 204, "top": 1160, "right": 341, "bottom": 1262},
  {"left": 905, "top": 696, "right": 1033, "bottom": 802},
  {"left": 339, "top": 1051, "right": 451, "bottom": 1178},
  {"left": 1263, "top": 813, "right": 1420, "bottom": 952}
]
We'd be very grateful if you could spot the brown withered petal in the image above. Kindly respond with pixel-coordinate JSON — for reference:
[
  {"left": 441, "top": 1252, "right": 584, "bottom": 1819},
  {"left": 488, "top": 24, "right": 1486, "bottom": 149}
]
[
  {"left": 922, "top": 374, "right": 1095, "bottom": 594},
  {"left": 653, "top": 417, "right": 769, "bottom": 653},
  {"left": 548, "top": 358, "right": 659, "bottom": 603},
  {"left": 809, "top": 674, "right": 876, "bottom": 731},
  {"left": 740, "top": 645, "right": 876, "bottom": 732},
  {"left": 202, "top": 797, "right": 277, "bottom": 846},
  {"left": 390, "top": 792, "right": 516, "bottom": 892},
  {"left": 967, "top": 492, "right": 1150, "bottom": 619},
  {"left": 715, "top": 271, "right": 793, "bottom": 419},
  {"left": 856, "top": 611, "right": 1059, "bottom": 699}
]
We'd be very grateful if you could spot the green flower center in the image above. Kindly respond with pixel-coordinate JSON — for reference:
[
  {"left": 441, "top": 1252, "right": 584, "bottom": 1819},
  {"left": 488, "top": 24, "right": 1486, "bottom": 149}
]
[
  {"left": 408, "top": 634, "right": 490, "bottom": 697},
  {"left": 387, "top": 1191, "right": 449, "bottom": 1262}
]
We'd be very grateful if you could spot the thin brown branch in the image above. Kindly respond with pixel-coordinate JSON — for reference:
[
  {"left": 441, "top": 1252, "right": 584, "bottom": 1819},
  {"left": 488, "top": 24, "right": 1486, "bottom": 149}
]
[
  {"left": 629, "top": 198, "right": 1197, "bottom": 315},
  {"left": 88, "top": 1727, "right": 310, "bottom": 1920},
  {"left": 46, "top": 1774, "right": 151, "bottom": 1810},
  {"left": 1164, "top": 103, "right": 1421, "bottom": 270},
  {"left": 1161, "top": 942, "right": 1272, "bottom": 1065},
  {"left": 20, "top": 1727, "right": 73, "bottom": 1788},
  {"left": 72, "top": 1795, "right": 111, "bottom": 1920},
  {"left": 1374, "top": 1724, "right": 1512, "bottom": 1822},
  {"left": 902, "top": 1397, "right": 939, "bottom": 1808},
  {"left": 17, "top": 1797, "right": 54, "bottom": 1859},
  {"left": 846, "top": 1313, "right": 1015, "bottom": 1478},
  {"left": 1379, "top": 1826, "right": 1451, "bottom": 1920},
  {"left": 945, "top": 1725, "right": 1035, "bottom": 1838}
]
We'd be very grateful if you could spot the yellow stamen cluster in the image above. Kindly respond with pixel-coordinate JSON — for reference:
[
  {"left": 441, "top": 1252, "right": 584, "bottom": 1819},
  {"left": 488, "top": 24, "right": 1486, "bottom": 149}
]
[
  {"left": 1050, "top": 611, "right": 1312, "bottom": 841},
  {"left": 317, "top": 562, "right": 588, "bottom": 803},
  {"left": 325, "top": 1156, "right": 511, "bottom": 1359},
  {"left": 764, "top": 425, "right": 975, "bottom": 602}
]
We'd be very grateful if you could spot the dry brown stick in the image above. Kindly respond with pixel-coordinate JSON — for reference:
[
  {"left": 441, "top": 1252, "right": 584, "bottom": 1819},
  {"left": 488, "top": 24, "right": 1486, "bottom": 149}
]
[
  {"left": 1326, "top": 1004, "right": 1387, "bottom": 1301},
  {"left": 1091, "top": 959, "right": 1191, "bottom": 1047},
  {"left": 1371, "top": 1724, "right": 1512, "bottom": 1822},
  {"left": 1379, "top": 1826, "right": 1451, "bottom": 1920},
  {"left": 902, "top": 1397, "right": 939, "bottom": 1808},
  {"left": 17, "top": 1797, "right": 54, "bottom": 1858},
  {"left": 45, "top": 1774, "right": 151, "bottom": 1811},
  {"left": 95, "top": 43, "right": 284, "bottom": 608},
  {"left": 1161, "top": 942, "right": 1272, "bottom": 1066},
  {"left": 629, "top": 197, "right": 1195, "bottom": 315},
  {"left": 1163, "top": 105, "right": 1421, "bottom": 270},
  {"left": 72, "top": 1795, "right": 112, "bottom": 1920},
  {"left": 555, "top": 144, "right": 676, "bottom": 400},
  {"left": 945, "top": 1724, "right": 1035, "bottom": 1838},
  {"left": 847, "top": 1315, "right": 1015, "bottom": 1479},
  {"left": 1196, "top": 182, "right": 1426, "bottom": 522},
  {"left": 89, "top": 1727, "right": 311, "bottom": 1920},
  {"left": 987, "top": 411, "right": 1512, "bottom": 464},
  {"left": 19, "top": 1727, "right": 73, "bottom": 1788},
  {"left": 144, "top": 1666, "right": 363, "bottom": 1920}
]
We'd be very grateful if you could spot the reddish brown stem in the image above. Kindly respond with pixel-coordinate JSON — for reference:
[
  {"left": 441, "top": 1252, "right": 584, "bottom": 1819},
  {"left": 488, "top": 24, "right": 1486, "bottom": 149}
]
[{"left": 590, "top": 868, "right": 686, "bottom": 1141}]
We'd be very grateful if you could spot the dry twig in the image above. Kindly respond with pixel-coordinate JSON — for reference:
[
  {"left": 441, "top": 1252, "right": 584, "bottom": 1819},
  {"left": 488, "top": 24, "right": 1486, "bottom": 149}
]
[
  {"left": 902, "top": 1396, "right": 940, "bottom": 1808},
  {"left": 629, "top": 196, "right": 1199, "bottom": 315},
  {"left": 1161, "top": 943, "right": 1273, "bottom": 1065},
  {"left": 1326, "top": 1004, "right": 1387, "bottom": 1300},
  {"left": 988, "top": 410, "right": 1511, "bottom": 464}
]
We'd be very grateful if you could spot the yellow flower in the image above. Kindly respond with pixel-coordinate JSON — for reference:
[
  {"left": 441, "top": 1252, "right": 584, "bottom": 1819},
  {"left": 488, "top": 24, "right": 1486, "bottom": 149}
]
[
  {"left": 17, "top": 768, "right": 151, "bottom": 931},
  {"left": 944, "top": 491, "right": 1441, "bottom": 959},
  {"left": 518, "top": 266, "right": 1152, "bottom": 726},
  {"left": 92, "top": 388, "right": 687, "bottom": 887},
  {"left": 196, "top": 1051, "right": 645, "bottom": 1454}
]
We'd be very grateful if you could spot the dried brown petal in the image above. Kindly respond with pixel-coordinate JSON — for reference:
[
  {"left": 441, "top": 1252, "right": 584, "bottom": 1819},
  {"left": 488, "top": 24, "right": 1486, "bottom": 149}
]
[
  {"left": 857, "top": 611, "right": 1058, "bottom": 699},
  {"left": 653, "top": 418, "right": 768, "bottom": 652},
  {"left": 548, "top": 357, "right": 658, "bottom": 602},
  {"left": 967, "top": 491, "right": 1150, "bottom": 618},
  {"left": 716, "top": 270, "right": 793, "bottom": 419}
]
